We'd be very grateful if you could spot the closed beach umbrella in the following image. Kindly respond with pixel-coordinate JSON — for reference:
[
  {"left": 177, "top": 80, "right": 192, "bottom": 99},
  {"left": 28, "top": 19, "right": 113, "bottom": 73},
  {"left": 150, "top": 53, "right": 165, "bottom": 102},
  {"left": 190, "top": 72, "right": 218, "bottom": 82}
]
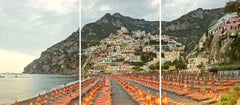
[
  {"left": 232, "top": 72, "right": 235, "bottom": 79},
  {"left": 63, "top": 87, "right": 66, "bottom": 94},
  {"left": 238, "top": 71, "right": 240, "bottom": 78},
  {"left": 51, "top": 90, "right": 55, "bottom": 100},
  {"left": 162, "top": 92, "right": 169, "bottom": 105},
  {"left": 208, "top": 72, "right": 211, "bottom": 80},
  {"left": 29, "top": 99, "right": 33, "bottom": 105},
  {"left": 155, "top": 92, "right": 160, "bottom": 105},
  {"left": 14, "top": 100, "right": 18, "bottom": 105},
  {"left": 184, "top": 83, "right": 188, "bottom": 92},
  {"left": 55, "top": 89, "right": 59, "bottom": 97},
  {"left": 44, "top": 92, "right": 48, "bottom": 103},
  {"left": 36, "top": 94, "right": 41, "bottom": 105},
  {"left": 145, "top": 90, "right": 151, "bottom": 105}
]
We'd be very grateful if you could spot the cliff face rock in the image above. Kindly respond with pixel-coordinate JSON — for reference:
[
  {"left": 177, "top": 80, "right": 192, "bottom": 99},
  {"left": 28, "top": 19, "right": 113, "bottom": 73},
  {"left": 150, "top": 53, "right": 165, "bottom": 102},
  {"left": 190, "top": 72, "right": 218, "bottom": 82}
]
[
  {"left": 23, "top": 30, "right": 79, "bottom": 75},
  {"left": 162, "top": 8, "right": 224, "bottom": 52},
  {"left": 81, "top": 13, "right": 159, "bottom": 49},
  {"left": 193, "top": 25, "right": 240, "bottom": 64}
]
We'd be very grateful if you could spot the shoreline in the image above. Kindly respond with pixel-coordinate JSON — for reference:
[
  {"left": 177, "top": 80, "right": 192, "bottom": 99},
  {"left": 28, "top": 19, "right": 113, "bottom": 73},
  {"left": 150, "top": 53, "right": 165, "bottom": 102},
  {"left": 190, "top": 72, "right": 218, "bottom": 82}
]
[{"left": 13, "top": 80, "right": 79, "bottom": 105}]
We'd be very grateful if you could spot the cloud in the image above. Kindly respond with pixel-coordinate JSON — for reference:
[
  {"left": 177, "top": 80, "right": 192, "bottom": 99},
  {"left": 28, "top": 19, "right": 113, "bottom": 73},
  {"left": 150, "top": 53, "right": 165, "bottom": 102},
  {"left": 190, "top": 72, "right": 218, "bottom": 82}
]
[
  {"left": 0, "top": 49, "right": 37, "bottom": 73},
  {"left": 100, "top": 5, "right": 111, "bottom": 11},
  {"left": 26, "top": 0, "right": 78, "bottom": 15},
  {"left": 81, "top": 0, "right": 159, "bottom": 26},
  {"left": 0, "top": 0, "right": 78, "bottom": 72},
  {"left": 161, "top": 0, "right": 229, "bottom": 21}
]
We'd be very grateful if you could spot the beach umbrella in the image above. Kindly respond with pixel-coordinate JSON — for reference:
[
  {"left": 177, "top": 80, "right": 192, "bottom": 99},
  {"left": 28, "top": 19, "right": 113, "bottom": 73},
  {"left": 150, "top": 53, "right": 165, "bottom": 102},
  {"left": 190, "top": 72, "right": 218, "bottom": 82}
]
[
  {"left": 59, "top": 88, "right": 63, "bottom": 97},
  {"left": 228, "top": 72, "right": 230, "bottom": 77},
  {"left": 44, "top": 92, "right": 48, "bottom": 103},
  {"left": 14, "top": 100, "right": 18, "bottom": 105},
  {"left": 232, "top": 72, "right": 235, "bottom": 80},
  {"left": 36, "top": 94, "right": 41, "bottom": 105},
  {"left": 162, "top": 92, "right": 169, "bottom": 105},
  {"left": 55, "top": 89, "right": 59, "bottom": 97},
  {"left": 238, "top": 71, "right": 240, "bottom": 79},
  {"left": 138, "top": 87, "right": 144, "bottom": 102},
  {"left": 83, "top": 94, "right": 90, "bottom": 105},
  {"left": 208, "top": 72, "right": 211, "bottom": 81},
  {"left": 155, "top": 92, "right": 160, "bottom": 105},
  {"left": 63, "top": 87, "right": 66, "bottom": 94},
  {"left": 144, "top": 90, "right": 151, "bottom": 105},
  {"left": 29, "top": 99, "right": 33, "bottom": 105},
  {"left": 220, "top": 79, "right": 224, "bottom": 89},
  {"left": 51, "top": 90, "right": 55, "bottom": 100},
  {"left": 184, "top": 83, "right": 188, "bottom": 92}
]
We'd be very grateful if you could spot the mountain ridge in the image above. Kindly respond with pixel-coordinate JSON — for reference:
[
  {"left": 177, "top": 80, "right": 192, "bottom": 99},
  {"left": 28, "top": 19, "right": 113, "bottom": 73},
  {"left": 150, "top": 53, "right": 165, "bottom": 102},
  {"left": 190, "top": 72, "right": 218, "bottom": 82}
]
[
  {"left": 161, "top": 8, "right": 224, "bottom": 53},
  {"left": 81, "top": 13, "right": 159, "bottom": 49}
]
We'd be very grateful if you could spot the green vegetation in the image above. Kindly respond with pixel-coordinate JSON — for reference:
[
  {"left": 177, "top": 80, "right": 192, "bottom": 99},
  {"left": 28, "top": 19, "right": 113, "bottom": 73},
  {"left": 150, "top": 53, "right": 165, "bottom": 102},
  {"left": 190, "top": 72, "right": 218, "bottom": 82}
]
[
  {"left": 210, "top": 63, "right": 240, "bottom": 71},
  {"left": 162, "top": 8, "right": 224, "bottom": 53},
  {"left": 132, "top": 66, "right": 143, "bottom": 72},
  {"left": 224, "top": 1, "right": 240, "bottom": 15},
  {"left": 114, "top": 58, "right": 125, "bottom": 62},
  {"left": 81, "top": 55, "right": 87, "bottom": 66},
  {"left": 81, "top": 13, "right": 159, "bottom": 50},
  {"left": 162, "top": 61, "right": 172, "bottom": 70},
  {"left": 145, "top": 40, "right": 159, "bottom": 45},
  {"left": 215, "top": 83, "right": 240, "bottom": 105},
  {"left": 135, "top": 50, "right": 157, "bottom": 63},
  {"left": 227, "top": 38, "right": 240, "bottom": 62},
  {"left": 197, "top": 62, "right": 204, "bottom": 69},
  {"left": 149, "top": 61, "right": 159, "bottom": 71},
  {"left": 161, "top": 58, "right": 187, "bottom": 70},
  {"left": 124, "top": 61, "right": 144, "bottom": 67}
]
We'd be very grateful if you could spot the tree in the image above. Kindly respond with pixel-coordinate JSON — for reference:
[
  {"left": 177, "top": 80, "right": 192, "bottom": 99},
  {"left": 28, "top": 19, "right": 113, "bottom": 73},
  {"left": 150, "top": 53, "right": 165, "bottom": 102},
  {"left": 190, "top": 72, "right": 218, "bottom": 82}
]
[
  {"left": 224, "top": 1, "right": 240, "bottom": 15},
  {"left": 161, "top": 61, "right": 172, "bottom": 70},
  {"left": 228, "top": 38, "right": 240, "bottom": 62},
  {"left": 139, "top": 52, "right": 157, "bottom": 63},
  {"left": 173, "top": 58, "right": 187, "bottom": 70},
  {"left": 149, "top": 61, "right": 159, "bottom": 71},
  {"left": 132, "top": 66, "right": 142, "bottom": 72},
  {"left": 197, "top": 62, "right": 204, "bottom": 69}
]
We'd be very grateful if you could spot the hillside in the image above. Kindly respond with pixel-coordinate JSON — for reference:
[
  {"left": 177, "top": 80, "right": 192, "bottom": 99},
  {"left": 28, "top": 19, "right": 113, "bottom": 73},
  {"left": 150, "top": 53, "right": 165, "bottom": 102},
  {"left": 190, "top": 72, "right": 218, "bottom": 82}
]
[
  {"left": 162, "top": 8, "right": 224, "bottom": 52},
  {"left": 81, "top": 13, "right": 159, "bottom": 49},
  {"left": 23, "top": 30, "right": 79, "bottom": 75},
  {"left": 190, "top": 12, "right": 240, "bottom": 65}
]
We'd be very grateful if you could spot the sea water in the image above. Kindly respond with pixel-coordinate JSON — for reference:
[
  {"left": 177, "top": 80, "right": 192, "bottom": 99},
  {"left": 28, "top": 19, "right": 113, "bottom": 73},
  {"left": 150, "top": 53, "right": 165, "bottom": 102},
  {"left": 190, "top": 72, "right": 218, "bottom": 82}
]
[{"left": 0, "top": 73, "right": 78, "bottom": 104}]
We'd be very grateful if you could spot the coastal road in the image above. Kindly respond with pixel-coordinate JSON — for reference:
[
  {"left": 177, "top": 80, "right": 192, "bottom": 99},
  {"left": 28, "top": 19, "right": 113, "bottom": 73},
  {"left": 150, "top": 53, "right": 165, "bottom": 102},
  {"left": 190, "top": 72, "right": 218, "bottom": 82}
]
[{"left": 110, "top": 78, "right": 138, "bottom": 105}]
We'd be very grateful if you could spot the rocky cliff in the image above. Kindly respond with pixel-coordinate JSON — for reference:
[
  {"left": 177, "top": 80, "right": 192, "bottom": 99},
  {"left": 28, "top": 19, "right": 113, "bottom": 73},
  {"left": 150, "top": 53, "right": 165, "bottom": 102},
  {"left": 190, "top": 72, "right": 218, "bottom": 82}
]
[
  {"left": 191, "top": 14, "right": 240, "bottom": 64},
  {"left": 23, "top": 30, "right": 79, "bottom": 75},
  {"left": 162, "top": 8, "right": 224, "bottom": 52},
  {"left": 81, "top": 13, "right": 159, "bottom": 49}
]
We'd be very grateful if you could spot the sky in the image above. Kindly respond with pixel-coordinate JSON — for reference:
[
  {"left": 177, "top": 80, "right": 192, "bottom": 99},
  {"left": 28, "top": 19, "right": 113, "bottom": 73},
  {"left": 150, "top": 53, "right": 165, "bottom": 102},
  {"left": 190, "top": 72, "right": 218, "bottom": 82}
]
[
  {"left": 0, "top": 0, "right": 79, "bottom": 73},
  {"left": 81, "top": 0, "right": 160, "bottom": 27},
  {"left": 162, "top": 0, "right": 230, "bottom": 21}
]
